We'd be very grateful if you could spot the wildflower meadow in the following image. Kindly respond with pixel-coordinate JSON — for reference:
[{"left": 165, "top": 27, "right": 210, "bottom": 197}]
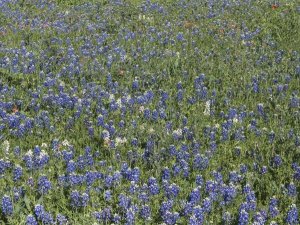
[{"left": 0, "top": 0, "right": 299, "bottom": 224}]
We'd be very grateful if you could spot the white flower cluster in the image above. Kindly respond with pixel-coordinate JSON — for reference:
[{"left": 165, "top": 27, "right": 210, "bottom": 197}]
[
  {"left": 62, "top": 139, "right": 71, "bottom": 147},
  {"left": 204, "top": 100, "right": 211, "bottom": 116},
  {"left": 115, "top": 137, "right": 127, "bottom": 147},
  {"left": 2, "top": 140, "right": 10, "bottom": 155}
]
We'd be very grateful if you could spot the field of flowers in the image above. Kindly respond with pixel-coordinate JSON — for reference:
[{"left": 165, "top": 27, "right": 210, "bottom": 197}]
[{"left": 0, "top": 0, "right": 300, "bottom": 224}]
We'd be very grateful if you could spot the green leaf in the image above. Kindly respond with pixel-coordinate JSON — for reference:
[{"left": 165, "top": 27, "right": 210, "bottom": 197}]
[{"left": 24, "top": 196, "right": 31, "bottom": 211}]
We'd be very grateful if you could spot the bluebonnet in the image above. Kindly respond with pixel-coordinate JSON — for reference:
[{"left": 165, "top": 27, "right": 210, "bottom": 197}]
[
  {"left": 129, "top": 181, "right": 139, "bottom": 194},
  {"left": 129, "top": 137, "right": 138, "bottom": 148},
  {"left": 104, "top": 190, "right": 112, "bottom": 202},
  {"left": 183, "top": 166, "right": 190, "bottom": 178},
  {"left": 143, "top": 108, "right": 151, "bottom": 120},
  {"left": 56, "top": 214, "right": 68, "bottom": 225},
  {"left": 34, "top": 150, "right": 50, "bottom": 169},
  {"left": 176, "top": 32, "right": 184, "bottom": 41},
  {"left": 1, "top": 195, "right": 13, "bottom": 216},
  {"left": 182, "top": 201, "right": 194, "bottom": 216},
  {"left": 188, "top": 214, "right": 200, "bottom": 225},
  {"left": 172, "top": 164, "right": 181, "bottom": 177},
  {"left": 105, "top": 175, "right": 113, "bottom": 188},
  {"left": 148, "top": 181, "right": 159, "bottom": 195},
  {"left": 62, "top": 150, "right": 74, "bottom": 162},
  {"left": 177, "top": 90, "right": 184, "bottom": 102},
  {"left": 152, "top": 109, "right": 159, "bottom": 121},
  {"left": 76, "top": 155, "right": 87, "bottom": 170},
  {"left": 13, "top": 165, "right": 23, "bottom": 182},
  {"left": 70, "top": 190, "right": 81, "bottom": 208},
  {"left": 26, "top": 214, "right": 38, "bottom": 225},
  {"left": 112, "top": 213, "right": 121, "bottom": 224},
  {"left": 205, "top": 180, "right": 218, "bottom": 200},
  {"left": 51, "top": 139, "right": 60, "bottom": 150},
  {"left": 23, "top": 151, "right": 34, "bottom": 169},
  {"left": 81, "top": 192, "right": 89, "bottom": 207},
  {"left": 13, "top": 146, "right": 21, "bottom": 156},
  {"left": 34, "top": 204, "right": 54, "bottom": 224},
  {"left": 66, "top": 160, "right": 76, "bottom": 173},
  {"left": 33, "top": 145, "right": 41, "bottom": 156},
  {"left": 293, "top": 164, "right": 300, "bottom": 181},
  {"left": 286, "top": 204, "right": 298, "bottom": 225},
  {"left": 246, "top": 191, "right": 257, "bottom": 211},
  {"left": 160, "top": 200, "right": 174, "bottom": 216},
  {"left": 93, "top": 208, "right": 112, "bottom": 223},
  {"left": 140, "top": 204, "right": 151, "bottom": 220},
  {"left": 269, "top": 197, "right": 279, "bottom": 218},
  {"left": 27, "top": 176, "right": 34, "bottom": 188},
  {"left": 243, "top": 184, "right": 252, "bottom": 194},
  {"left": 202, "top": 197, "right": 212, "bottom": 213},
  {"left": 162, "top": 167, "right": 171, "bottom": 180},
  {"left": 253, "top": 210, "right": 267, "bottom": 225},
  {"left": 212, "top": 170, "right": 224, "bottom": 185},
  {"left": 296, "top": 136, "right": 300, "bottom": 147},
  {"left": 261, "top": 166, "right": 267, "bottom": 174},
  {"left": 125, "top": 207, "right": 135, "bottom": 225},
  {"left": 162, "top": 210, "right": 179, "bottom": 225},
  {"left": 165, "top": 183, "right": 180, "bottom": 199},
  {"left": 13, "top": 187, "right": 24, "bottom": 202},
  {"left": 222, "top": 183, "right": 237, "bottom": 204},
  {"left": 238, "top": 209, "right": 249, "bottom": 225},
  {"left": 41, "top": 211, "right": 54, "bottom": 224},
  {"left": 138, "top": 192, "right": 149, "bottom": 203},
  {"left": 130, "top": 167, "right": 140, "bottom": 182},
  {"left": 189, "top": 187, "right": 201, "bottom": 204},
  {"left": 68, "top": 173, "right": 85, "bottom": 186},
  {"left": 118, "top": 193, "right": 131, "bottom": 209},
  {"left": 132, "top": 79, "right": 139, "bottom": 90},
  {"left": 193, "top": 206, "right": 204, "bottom": 223},
  {"left": 195, "top": 175, "right": 204, "bottom": 186},
  {"left": 88, "top": 126, "right": 94, "bottom": 136},
  {"left": 193, "top": 154, "right": 209, "bottom": 170},
  {"left": 37, "top": 175, "right": 52, "bottom": 195},
  {"left": 85, "top": 171, "right": 99, "bottom": 186},
  {"left": 287, "top": 183, "right": 297, "bottom": 197},
  {"left": 97, "top": 114, "right": 105, "bottom": 127},
  {"left": 168, "top": 144, "right": 177, "bottom": 157},
  {"left": 222, "top": 211, "right": 232, "bottom": 224},
  {"left": 240, "top": 164, "right": 248, "bottom": 174}
]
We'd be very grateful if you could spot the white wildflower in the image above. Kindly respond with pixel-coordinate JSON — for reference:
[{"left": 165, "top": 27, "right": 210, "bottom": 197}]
[
  {"left": 40, "top": 150, "right": 48, "bottom": 157},
  {"left": 204, "top": 100, "right": 211, "bottom": 116},
  {"left": 25, "top": 149, "right": 33, "bottom": 157},
  {"left": 172, "top": 128, "right": 183, "bottom": 139},
  {"left": 115, "top": 137, "right": 127, "bottom": 146},
  {"left": 102, "top": 130, "right": 110, "bottom": 139},
  {"left": 109, "top": 94, "right": 115, "bottom": 101},
  {"left": 116, "top": 98, "right": 122, "bottom": 107},
  {"left": 139, "top": 106, "right": 145, "bottom": 113},
  {"left": 2, "top": 140, "right": 10, "bottom": 155},
  {"left": 115, "top": 137, "right": 122, "bottom": 146},
  {"left": 233, "top": 117, "right": 239, "bottom": 124},
  {"left": 41, "top": 143, "right": 48, "bottom": 148},
  {"left": 148, "top": 128, "right": 155, "bottom": 134},
  {"left": 62, "top": 139, "right": 71, "bottom": 147}
]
